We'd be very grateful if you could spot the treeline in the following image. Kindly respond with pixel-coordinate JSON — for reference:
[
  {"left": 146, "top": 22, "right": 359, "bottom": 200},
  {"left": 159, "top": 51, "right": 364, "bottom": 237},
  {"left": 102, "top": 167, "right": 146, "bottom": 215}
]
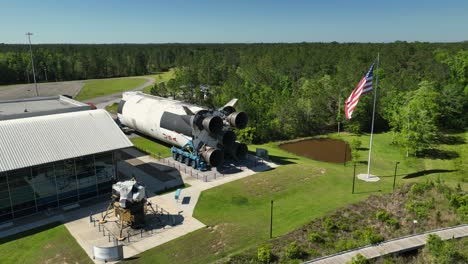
[{"left": 1, "top": 42, "right": 467, "bottom": 148}]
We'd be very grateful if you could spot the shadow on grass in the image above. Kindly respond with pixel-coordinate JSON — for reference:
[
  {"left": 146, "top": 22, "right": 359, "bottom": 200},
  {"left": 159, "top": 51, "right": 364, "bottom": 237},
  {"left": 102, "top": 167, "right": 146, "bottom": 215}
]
[
  {"left": 403, "top": 169, "right": 457, "bottom": 179},
  {"left": 437, "top": 134, "right": 466, "bottom": 145},
  {"left": 417, "top": 149, "right": 459, "bottom": 160},
  {"left": 268, "top": 154, "right": 298, "bottom": 165},
  {"left": 0, "top": 221, "right": 61, "bottom": 244},
  {"left": 353, "top": 189, "right": 382, "bottom": 194}
]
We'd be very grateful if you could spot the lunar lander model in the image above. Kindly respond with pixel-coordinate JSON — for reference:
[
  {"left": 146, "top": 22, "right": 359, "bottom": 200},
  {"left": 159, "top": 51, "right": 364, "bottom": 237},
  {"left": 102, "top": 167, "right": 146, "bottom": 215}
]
[{"left": 99, "top": 179, "right": 157, "bottom": 240}]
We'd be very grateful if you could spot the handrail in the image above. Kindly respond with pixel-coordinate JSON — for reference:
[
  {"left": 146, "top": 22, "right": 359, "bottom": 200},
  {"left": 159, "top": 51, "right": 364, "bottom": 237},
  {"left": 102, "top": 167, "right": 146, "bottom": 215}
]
[{"left": 304, "top": 224, "right": 468, "bottom": 263}]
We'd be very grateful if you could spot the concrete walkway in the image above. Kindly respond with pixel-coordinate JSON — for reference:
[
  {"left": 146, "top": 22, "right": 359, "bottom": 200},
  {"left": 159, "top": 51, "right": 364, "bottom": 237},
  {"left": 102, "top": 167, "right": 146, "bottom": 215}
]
[
  {"left": 305, "top": 224, "right": 468, "bottom": 264},
  {"left": 64, "top": 154, "right": 278, "bottom": 262},
  {"left": 92, "top": 77, "right": 155, "bottom": 109}
]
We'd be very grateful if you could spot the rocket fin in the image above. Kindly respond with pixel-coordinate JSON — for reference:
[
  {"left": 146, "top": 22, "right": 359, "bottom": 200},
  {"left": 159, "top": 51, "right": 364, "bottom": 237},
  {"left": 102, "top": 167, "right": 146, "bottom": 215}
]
[
  {"left": 223, "top": 98, "right": 238, "bottom": 108},
  {"left": 182, "top": 106, "right": 195, "bottom": 115}
]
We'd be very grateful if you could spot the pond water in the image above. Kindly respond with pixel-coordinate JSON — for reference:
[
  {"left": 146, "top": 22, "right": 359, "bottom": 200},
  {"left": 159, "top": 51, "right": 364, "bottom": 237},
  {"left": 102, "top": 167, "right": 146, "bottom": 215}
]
[{"left": 279, "top": 138, "right": 352, "bottom": 163}]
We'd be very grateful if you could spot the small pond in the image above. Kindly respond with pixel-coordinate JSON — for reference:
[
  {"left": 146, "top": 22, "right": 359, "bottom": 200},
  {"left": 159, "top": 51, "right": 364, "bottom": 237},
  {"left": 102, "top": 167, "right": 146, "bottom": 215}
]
[{"left": 279, "top": 138, "right": 352, "bottom": 163}]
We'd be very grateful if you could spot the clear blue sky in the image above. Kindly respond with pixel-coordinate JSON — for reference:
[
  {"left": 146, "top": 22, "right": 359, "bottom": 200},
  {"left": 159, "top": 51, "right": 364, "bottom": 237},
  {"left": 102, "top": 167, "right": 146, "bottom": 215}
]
[{"left": 1, "top": 0, "right": 467, "bottom": 44}]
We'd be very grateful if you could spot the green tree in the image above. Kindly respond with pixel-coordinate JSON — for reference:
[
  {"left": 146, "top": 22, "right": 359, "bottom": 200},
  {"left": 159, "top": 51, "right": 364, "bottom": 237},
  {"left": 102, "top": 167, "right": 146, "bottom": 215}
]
[{"left": 396, "top": 81, "right": 441, "bottom": 156}]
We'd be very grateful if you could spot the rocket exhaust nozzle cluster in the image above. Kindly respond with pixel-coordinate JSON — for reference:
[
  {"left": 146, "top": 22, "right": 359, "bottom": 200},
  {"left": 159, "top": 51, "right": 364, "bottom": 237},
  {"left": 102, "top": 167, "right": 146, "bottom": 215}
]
[{"left": 118, "top": 92, "right": 250, "bottom": 167}]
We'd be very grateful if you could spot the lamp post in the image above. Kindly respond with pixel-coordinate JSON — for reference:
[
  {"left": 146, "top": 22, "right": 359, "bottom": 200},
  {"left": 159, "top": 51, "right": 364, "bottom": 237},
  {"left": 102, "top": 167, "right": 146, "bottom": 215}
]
[
  {"left": 269, "top": 200, "right": 273, "bottom": 239},
  {"left": 352, "top": 162, "right": 356, "bottom": 194},
  {"left": 393, "top": 161, "right": 400, "bottom": 191},
  {"left": 26, "top": 32, "right": 38, "bottom": 96}
]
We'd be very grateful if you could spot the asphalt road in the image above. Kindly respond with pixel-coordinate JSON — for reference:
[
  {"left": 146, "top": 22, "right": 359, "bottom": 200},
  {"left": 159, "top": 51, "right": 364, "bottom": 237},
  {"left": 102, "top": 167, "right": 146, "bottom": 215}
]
[
  {"left": 0, "top": 76, "right": 155, "bottom": 108},
  {"left": 0, "top": 80, "right": 85, "bottom": 100}
]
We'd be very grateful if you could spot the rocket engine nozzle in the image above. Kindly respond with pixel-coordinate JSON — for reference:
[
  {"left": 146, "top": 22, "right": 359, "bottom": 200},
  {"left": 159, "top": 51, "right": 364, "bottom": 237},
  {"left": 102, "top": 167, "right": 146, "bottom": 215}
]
[
  {"left": 202, "top": 115, "right": 223, "bottom": 134},
  {"left": 201, "top": 147, "right": 224, "bottom": 167},
  {"left": 218, "top": 130, "right": 236, "bottom": 148},
  {"left": 226, "top": 111, "right": 248, "bottom": 129},
  {"left": 232, "top": 142, "right": 248, "bottom": 160}
]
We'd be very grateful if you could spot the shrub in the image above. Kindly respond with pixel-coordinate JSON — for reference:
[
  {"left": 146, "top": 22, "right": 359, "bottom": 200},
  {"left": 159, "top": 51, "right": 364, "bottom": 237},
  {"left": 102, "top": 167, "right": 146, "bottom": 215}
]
[
  {"left": 354, "top": 227, "right": 384, "bottom": 245},
  {"left": 406, "top": 200, "right": 433, "bottom": 218},
  {"left": 308, "top": 232, "right": 325, "bottom": 243},
  {"left": 363, "top": 229, "right": 384, "bottom": 244},
  {"left": 348, "top": 253, "right": 369, "bottom": 264},
  {"left": 385, "top": 218, "right": 400, "bottom": 229},
  {"left": 335, "top": 239, "right": 360, "bottom": 252},
  {"left": 284, "top": 242, "right": 305, "bottom": 259},
  {"left": 257, "top": 244, "right": 272, "bottom": 263},
  {"left": 322, "top": 217, "right": 338, "bottom": 233},
  {"left": 375, "top": 210, "right": 391, "bottom": 222},
  {"left": 410, "top": 181, "right": 434, "bottom": 196}
]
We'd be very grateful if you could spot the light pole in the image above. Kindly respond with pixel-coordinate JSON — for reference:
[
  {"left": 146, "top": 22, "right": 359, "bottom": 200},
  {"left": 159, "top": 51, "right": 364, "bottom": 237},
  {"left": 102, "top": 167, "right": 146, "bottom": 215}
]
[
  {"left": 26, "top": 32, "right": 39, "bottom": 96},
  {"left": 352, "top": 162, "right": 356, "bottom": 194},
  {"left": 393, "top": 161, "right": 400, "bottom": 191},
  {"left": 269, "top": 200, "right": 273, "bottom": 239}
]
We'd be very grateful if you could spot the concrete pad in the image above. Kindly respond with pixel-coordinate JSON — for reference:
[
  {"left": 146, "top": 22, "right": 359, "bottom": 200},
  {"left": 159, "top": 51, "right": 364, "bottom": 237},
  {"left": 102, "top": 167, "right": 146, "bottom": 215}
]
[
  {"left": 61, "top": 155, "right": 279, "bottom": 262},
  {"left": 357, "top": 173, "right": 381, "bottom": 182}
]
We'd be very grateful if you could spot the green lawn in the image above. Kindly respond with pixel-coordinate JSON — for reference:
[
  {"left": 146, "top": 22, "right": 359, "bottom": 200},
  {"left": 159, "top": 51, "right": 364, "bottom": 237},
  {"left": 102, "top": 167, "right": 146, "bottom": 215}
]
[
  {"left": 0, "top": 223, "right": 91, "bottom": 264},
  {"left": 143, "top": 69, "right": 176, "bottom": 94},
  {"left": 75, "top": 77, "right": 147, "bottom": 101},
  {"left": 1, "top": 131, "right": 465, "bottom": 264},
  {"left": 105, "top": 102, "right": 118, "bottom": 114},
  {"left": 130, "top": 136, "right": 173, "bottom": 158},
  {"left": 124, "top": 131, "right": 467, "bottom": 264}
]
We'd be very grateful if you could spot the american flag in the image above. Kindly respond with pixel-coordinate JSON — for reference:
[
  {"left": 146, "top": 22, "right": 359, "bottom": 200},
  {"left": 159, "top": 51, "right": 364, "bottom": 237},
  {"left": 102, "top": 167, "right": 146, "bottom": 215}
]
[{"left": 345, "top": 63, "right": 375, "bottom": 119}]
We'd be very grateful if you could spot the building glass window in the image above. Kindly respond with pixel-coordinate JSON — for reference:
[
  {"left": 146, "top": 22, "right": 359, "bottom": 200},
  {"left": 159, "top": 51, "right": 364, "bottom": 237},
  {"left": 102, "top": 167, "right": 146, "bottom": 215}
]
[
  {"left": 32, "top": 164, "right": 58, "bottom": 210},
  {"left": 55, "top": 160, "right": 78, "bottom": 205},
  {"left": 75, "top": 155, "right": 97, "bottom": 199},
  {"left": 7, "top": 168, "right": 36, "bottom": 217},
  {"left": 95, "top": 152, "right": 114, "bottom": 194},
  {"left": 0, "top": 172, "right": 12, "bottom": 221}
]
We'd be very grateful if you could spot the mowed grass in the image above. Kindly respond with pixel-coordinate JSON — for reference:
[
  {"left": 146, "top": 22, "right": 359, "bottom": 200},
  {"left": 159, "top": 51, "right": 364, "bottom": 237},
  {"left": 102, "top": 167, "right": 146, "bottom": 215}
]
[
  {"left": 130, "top": 136, "right": 173, "bottom": 158},
  {"left": 143, "top": 69, "right": 176, "bottom": 94},
  {"left": 0, "top": 223, "right": 91, "bottom": 264},
  {"left": 1, "top": 131, "right": 465, "bottom": 264},
  {"left": 75, "top": 77, "right": 147, "bottom": 101},
  {"left": 105, "top": 102, "right": 119, "bottom": 114},
  {"left": 124, "top": 131, "right": 467, "bottom": 264}
]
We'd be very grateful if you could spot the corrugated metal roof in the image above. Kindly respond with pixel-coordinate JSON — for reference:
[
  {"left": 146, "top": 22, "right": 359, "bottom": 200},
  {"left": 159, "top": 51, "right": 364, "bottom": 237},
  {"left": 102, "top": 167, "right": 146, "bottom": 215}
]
[{"left": 0, "top": 109, "right": 133, "bottom": 172}]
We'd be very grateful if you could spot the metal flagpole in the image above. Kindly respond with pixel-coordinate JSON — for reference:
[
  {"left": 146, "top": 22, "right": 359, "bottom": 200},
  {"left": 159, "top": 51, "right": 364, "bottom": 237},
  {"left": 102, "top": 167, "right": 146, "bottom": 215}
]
[{"left": 366, "top": 53, "right": 380, "bottom": 178}]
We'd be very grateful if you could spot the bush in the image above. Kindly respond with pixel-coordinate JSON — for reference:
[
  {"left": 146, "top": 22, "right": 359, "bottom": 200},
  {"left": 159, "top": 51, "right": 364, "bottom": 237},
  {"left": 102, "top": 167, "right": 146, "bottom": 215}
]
[
  {"left": 284, "top": 242, "right": 305, "bottom": 259},
  {"left": 322, "top": 217, "right": 338, "bottom": 233},
  {"left": 364, "top": 230, "right": 384, "bottom": 245},
  {"left": 348, "top": 253, "right": 369, "bottom": 264},
  {"left": 375, "top": 210, "right": 391, "bottom": 222},
  {"left": 410, "top": 181, "right": 434, "bottom": 196},
  {"left": 257, "top": 244, "right": 272, "bottom": 263},
  {"left": 406, "top": 200, "right": 433, "bottom": 218},
  {"left": 308, "top": 232, "right": 325, "bottom": 243},
  {"left": 335, "top": 239, "right": 360, "bottom": 252},
  {"left": 354, "top": 227, "right": 384, "bottom": 245}
]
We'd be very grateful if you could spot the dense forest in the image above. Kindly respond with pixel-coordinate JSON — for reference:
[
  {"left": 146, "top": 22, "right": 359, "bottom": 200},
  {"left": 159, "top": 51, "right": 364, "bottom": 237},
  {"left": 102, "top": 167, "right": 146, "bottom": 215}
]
[{"left": 1, "top": 43, "right": 467, "bottom": 149}]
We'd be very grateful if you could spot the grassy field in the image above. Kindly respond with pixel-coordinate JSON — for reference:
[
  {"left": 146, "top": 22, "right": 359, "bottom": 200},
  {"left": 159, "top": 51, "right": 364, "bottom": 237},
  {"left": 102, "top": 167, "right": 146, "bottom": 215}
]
[
  {"left": 0, "top": 223, "right": 91, "bottom": 264},
  {"left": 75, "top": 77, "right": 147, "bottom": 101},
  {"left": 123, "top": 131, "right": 467, "bottom": 263},
  {"left": 143, "top": 69, "right": 176, "bottom": 94},
  {"left": 130, "top": 136, "right": 173, "bottom": 158},
  {"left": 1, "top": 131, "right": 465, "bottom": 264},
  {"left": 105, "top": 102, "right": 119, "bottom": 114}
]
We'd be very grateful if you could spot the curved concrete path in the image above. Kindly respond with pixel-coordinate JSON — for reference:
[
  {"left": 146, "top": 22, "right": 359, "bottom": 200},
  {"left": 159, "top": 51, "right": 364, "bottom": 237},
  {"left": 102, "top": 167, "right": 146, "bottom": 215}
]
[
  {"left": 89, "top": 76, "right": 155, "bottom": 109},
  {"left": 305, "top": 224, "right": 468, "bottom": 263}
]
